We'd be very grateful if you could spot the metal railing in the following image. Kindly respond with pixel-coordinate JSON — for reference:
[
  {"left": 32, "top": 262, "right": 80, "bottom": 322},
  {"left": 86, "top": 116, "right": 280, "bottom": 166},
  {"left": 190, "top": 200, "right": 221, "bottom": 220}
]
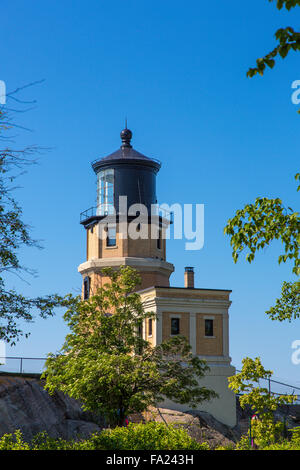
[
  {"left": 80, "top": 204, "right": 174, "bottom": 224},
  {"left": 0, "top": 357, "right": 47, "bottom": 375},
  {"left": 2, "top": 358, "right": 299, "bottom": 403},
  {"left": 80, "top": 204, "right": 115, "bottom": 222},
  {"left": 236, "top": 369, "right": 300, "bottom": 403}
]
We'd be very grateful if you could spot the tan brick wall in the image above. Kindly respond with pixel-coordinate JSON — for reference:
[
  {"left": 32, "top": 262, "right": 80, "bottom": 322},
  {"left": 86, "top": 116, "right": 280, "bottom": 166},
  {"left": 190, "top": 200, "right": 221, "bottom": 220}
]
[
  {"left": 196, "top": 313, "right": 223, "bottom": 356},
  {"left": 153, "top": 289, "right": 230, "bottom": 301},
  {"left": 86, "top": 226, "right": 99, "bottom": 260},
  {"left": 127, "top": 224, "right": 166, "bottom": 260},
  {"left": 98, "top": 225, "right": 125, "bottom": 258},
  {"left": 87, "top": 222, "right": 167, "bottom": 261},
  {"left": 84, "top": 270, "right": 169, "bottom": 298},
  {"left": 162, "top": 312, "right": 190, "bottom": 342},
  {"left": 137, "top": 272, "right": 169, "bottom": 290}
]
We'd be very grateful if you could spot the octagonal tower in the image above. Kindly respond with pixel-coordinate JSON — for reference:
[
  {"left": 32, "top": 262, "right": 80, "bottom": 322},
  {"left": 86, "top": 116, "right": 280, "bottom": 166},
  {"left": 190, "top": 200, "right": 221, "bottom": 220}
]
[{"left": 78, "top": 128, "right": 174, "bottom": 297}]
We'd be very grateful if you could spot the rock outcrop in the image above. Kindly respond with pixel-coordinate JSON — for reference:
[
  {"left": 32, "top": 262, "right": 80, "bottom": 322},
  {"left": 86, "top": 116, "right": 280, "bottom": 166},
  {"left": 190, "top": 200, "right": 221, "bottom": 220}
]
[
  {"left": 0, "top": 376, "right": 104, "bottom": 441},
  {"left": 0, "top": 375, "right": 299, "bottom": 447}
]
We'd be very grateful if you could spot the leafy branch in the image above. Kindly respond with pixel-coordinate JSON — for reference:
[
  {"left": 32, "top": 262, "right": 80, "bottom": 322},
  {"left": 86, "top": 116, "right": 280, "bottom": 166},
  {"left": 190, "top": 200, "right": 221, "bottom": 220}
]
[{"left": 247, "top": 1, "right": 300, "bottom": 77}]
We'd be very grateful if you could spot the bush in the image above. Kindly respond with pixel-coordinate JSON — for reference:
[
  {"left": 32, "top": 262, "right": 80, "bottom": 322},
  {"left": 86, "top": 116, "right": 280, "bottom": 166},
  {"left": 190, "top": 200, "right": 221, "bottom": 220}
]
[
  {"left": 0, "top": 423, "right": 209, "bottom": 451},
  {"left": 90, "top": 422, "right": 209, "bottom": 450},
  {"left": 263, "top": 427, "right": 300, "bottom": 450},
  {"left": 0, "top": 430, "right": 31, "bottom": 450}
]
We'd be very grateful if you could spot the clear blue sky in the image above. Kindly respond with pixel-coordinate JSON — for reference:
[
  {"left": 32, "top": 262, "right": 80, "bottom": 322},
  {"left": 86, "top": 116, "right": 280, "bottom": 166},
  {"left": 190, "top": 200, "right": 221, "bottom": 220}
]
[{"left": 1, "top": 0, "right": 299, "bottom": 385}]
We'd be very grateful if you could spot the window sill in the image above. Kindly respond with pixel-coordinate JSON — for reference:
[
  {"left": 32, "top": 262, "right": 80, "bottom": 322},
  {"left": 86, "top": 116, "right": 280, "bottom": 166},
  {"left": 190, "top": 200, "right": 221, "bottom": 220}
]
[
  {"left": 204, "top": 336, "right": 216, "bottom": 339},
  {"left": 105, "top": 245, "right": 118, "bottom": 249}
]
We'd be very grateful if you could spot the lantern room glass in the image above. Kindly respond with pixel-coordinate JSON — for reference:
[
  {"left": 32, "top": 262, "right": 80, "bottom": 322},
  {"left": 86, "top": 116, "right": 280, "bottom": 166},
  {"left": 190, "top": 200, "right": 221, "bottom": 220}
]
[{"left": 97, "top": 169, "right": 114, "bottom": 215}]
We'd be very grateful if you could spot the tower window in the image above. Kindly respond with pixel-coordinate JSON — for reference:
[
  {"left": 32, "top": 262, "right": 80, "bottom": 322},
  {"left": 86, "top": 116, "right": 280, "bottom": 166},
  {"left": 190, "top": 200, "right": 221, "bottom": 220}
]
[
  {"left": 171, "top": 318, "right": 180, "bottom": 335},
  {"left": 157, "top": 228, "right": 162, "bottom": 250},
  {"left": 107, "top": 225, "right": 116, "bottom": 247},
  {"left": 148, "top": 319, "right": 153, "bottom": 336},
  {"left": 97, "top": 169, "right": 114, "bottom": 215},
  {"left": 83, "top": 276, "right": 90, "bottom": 300},
  {"left": 205, "top": 319, "right": 214, "bottom": 337}
]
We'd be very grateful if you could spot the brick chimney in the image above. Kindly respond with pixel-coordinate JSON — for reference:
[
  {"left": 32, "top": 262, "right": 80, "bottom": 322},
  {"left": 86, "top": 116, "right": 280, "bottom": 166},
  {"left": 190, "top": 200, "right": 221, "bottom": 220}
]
[{"left": 184, "top": 266, "right": 194, "bottom": 288}]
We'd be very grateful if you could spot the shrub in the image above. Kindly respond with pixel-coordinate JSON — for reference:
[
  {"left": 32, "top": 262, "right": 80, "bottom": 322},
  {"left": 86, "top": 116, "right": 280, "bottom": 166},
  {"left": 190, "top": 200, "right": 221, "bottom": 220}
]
[
  {"left": 0, "top": 430, "right": 31, "bottom": 450},
  {"left": 263, "top": 427, "right": 300, "bottom": 451},
  {"left": 235, "top": 435, "right": 252, "bottom": 450},
  {"left": 89, "top": 422, "right": 209, "bottom": 450},
  {"left": 0, "top": 423, "right": 209, "bottom": 451}
]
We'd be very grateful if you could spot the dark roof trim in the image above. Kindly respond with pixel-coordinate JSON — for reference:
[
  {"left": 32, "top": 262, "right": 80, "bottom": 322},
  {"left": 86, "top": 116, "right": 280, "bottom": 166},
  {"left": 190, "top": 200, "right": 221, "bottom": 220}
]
[
  {"left": 92, "top": 147, "right": 161, "bottom": 173},
  {"left": 154, "top": 286, "right": 232, "bottom": 292},
  {"left": 137, "top": 285, "right": 232, "bottom": 294}
]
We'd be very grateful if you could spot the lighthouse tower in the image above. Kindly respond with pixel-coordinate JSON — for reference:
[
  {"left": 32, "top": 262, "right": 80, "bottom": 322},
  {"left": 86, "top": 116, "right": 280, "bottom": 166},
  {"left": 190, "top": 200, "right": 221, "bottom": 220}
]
[
  {"left": 78, "top": 128, "right": 174, "bottom": 296},
  {"left": 78, "top": 127, "right": 236, "bottom": 428}
]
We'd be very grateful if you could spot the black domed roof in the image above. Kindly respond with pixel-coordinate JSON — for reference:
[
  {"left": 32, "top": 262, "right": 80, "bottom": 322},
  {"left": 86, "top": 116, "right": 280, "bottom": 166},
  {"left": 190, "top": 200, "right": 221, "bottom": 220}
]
[{"left": 91, "top": 128, "right": 161, "bottom": 173}]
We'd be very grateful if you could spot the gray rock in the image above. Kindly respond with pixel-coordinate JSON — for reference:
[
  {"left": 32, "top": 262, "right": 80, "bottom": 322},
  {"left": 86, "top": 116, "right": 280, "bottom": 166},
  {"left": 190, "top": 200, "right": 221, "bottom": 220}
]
[
  {"left": 1, "top": 376, "right": 299, "bottom": 448},
  {"left": 0, "top": 376, "right": 104, "bottom": 442}
]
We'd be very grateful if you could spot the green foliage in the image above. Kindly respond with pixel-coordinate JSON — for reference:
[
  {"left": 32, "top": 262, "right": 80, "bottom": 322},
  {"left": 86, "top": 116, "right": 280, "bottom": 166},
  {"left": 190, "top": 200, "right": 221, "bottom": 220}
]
[
  {"left": 224, "top": 176, "right": 300, "bottom": 321},
  {"left": 43, "top": 267, "right": 217, "bottom": 426},
  {"left": 247, "top": 1, "right": 300, "bottom": 77},
  {"left": 295, "top": 172, "right": 300, "bottom": 191},
  {"left": 269, "top": 0, "right": 300, "bottom": 10},
  {"left": 0, "top": 99, "right": 65, "bottom": 344},
  {"left": 224, "top": 196, "right": 299, "bottom": 276},
  {"left": 0, "top": 430, "right": 31, "bottom": 450},
  {"left": 89, "top": 422, "right": 209, "bottom": 450},
  {"left": 0, "top": 423, "right": 209, "bottom": 450},
  {"left": 214, "top": 443, "right": 236, "bottom": 450},
  {"left": 235, "top": 435, "right": 252, "bottom": 450},
  {"left": 228, "top": 357, "right": 296, "bottom": 448},
  {"left": 262, "top": 426, "right": 300, "bottom": 449},
  {"left": 266, "top": 281, "right": 300, "bottom": 321}
]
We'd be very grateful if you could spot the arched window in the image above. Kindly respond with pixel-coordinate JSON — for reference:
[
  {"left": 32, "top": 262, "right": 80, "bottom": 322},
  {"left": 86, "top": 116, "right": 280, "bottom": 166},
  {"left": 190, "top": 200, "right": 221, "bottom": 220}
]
[{"left": 83, "top": 276, "right": 90, "bottom": 300}]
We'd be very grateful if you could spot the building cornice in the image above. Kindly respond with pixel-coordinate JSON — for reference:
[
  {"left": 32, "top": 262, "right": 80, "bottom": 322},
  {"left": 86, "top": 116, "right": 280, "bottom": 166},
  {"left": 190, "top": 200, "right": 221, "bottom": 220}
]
[{"left": 78, "top": 257, "right": 175, "bottom": 277}]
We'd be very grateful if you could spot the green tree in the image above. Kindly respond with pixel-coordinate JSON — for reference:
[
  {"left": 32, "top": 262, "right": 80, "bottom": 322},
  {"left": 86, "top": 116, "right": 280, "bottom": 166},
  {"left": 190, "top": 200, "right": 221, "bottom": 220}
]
[
  {"left": 0, "top": 88, "right": 64, "bottom": 344},
  {"left": 247, "top": 0, "right": 300, "bottom": 77},
  {"left": 224, "top": 174, "right": 299, "bottom": 321},
  {"left": 228, "top": 357, "right": 296, "bottom": 448},
  {"left": 226, "top": 2, "right": 300, "bottom": 319},
  {"left": 43, "top": 267, "right": 217, "bottom": 426}
]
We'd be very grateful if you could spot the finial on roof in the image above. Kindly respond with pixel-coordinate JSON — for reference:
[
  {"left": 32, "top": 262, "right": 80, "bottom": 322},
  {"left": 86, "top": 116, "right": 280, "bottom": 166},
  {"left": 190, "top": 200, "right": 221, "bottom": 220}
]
[{"left": 120, "top": 125, "right": 132, "bottom": 148}]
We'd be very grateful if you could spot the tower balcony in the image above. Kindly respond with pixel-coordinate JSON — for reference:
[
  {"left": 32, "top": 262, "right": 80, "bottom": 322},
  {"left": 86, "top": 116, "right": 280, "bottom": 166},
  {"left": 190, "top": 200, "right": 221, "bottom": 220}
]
[{"left": 80, "top": 204, "right": 174, "bottom": 226}]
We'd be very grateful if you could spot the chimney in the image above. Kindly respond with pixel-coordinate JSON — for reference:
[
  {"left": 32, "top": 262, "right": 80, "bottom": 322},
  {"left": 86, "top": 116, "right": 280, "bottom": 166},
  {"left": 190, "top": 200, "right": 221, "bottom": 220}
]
[{"left": 184, "top": 267, "right": 194, "bottom": 288}]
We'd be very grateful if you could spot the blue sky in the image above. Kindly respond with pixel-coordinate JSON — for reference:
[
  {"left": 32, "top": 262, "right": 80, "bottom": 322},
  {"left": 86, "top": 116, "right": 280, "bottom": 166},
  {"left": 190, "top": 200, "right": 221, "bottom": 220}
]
[{"left": 1, "top": 0, "right": 299, "bottom": 385}]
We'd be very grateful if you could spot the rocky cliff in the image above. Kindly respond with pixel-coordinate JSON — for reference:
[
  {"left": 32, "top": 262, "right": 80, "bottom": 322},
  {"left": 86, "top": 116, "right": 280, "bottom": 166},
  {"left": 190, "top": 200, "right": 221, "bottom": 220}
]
[
  {"left": 0, "top": 375, "right": 104, "bottom": 441},
  {"left": 0, "top": 375, "right": 299, "bottom": 447}
]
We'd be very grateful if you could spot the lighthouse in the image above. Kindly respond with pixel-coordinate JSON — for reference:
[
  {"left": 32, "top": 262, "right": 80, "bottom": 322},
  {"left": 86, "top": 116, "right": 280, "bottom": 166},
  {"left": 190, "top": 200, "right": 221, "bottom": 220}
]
[
  {"left": 78, "top": 127, "right": 236, "bottom": 428},
  {"left": 78, "top": 127, "right": 174, "bottom": 295}
]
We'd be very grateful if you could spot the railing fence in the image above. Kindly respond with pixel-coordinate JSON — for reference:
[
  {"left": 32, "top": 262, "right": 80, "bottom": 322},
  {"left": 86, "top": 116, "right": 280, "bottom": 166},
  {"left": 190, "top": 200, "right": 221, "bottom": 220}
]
[
  {"left": 236, "top": 369, "right": 300, "bottom": 404},
  {"left": 0, "top": 357, "right": 46, "bottom": 375},
  {"left": 0, "top": 359, "right": 299, "bottom": 404}
]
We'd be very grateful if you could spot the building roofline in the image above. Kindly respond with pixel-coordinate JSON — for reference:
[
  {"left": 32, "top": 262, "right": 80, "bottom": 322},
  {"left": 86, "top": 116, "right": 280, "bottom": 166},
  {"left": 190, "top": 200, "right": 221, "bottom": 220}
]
[{"left": 137, "top": 285, "right": 232, "bottom": 294}]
